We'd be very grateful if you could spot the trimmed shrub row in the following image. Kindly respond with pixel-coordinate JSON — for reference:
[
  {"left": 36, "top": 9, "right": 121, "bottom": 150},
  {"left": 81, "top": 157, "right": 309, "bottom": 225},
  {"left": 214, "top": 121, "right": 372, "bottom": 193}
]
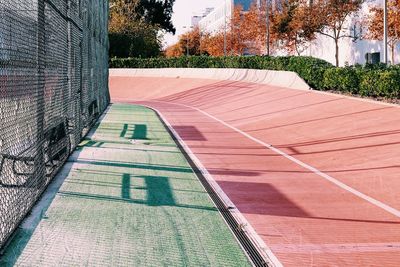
[
  {"left": 110, "top": 56, "right": 400, "bottom": 99},
  {"left": 110, "top": 56, "right": 332, "bottom": 89},
  {"left": 322, "top": 65, "right": 400, "bottom": 98}
]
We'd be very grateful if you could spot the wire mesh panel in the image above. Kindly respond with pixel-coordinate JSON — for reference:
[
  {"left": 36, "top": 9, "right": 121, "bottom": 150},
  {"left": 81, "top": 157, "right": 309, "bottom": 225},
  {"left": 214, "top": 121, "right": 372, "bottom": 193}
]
[{"left": 0, "top": 0, "right": 109, "bottom": 249}]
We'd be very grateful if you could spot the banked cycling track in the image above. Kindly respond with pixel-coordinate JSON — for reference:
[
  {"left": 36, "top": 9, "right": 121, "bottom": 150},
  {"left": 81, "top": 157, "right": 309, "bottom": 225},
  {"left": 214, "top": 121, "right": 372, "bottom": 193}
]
[{"left": 109, "top": 68, "right": 400, "bottom": 267}]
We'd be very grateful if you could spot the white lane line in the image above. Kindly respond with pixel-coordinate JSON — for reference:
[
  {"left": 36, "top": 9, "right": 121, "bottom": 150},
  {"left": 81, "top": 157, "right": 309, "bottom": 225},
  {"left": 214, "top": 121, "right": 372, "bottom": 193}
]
[
  {"left": 271, "top": 243, "right": 400, "bottom": 254},
  {"left": 140, "top": 104, "right": 283, "bottom": 267},
  {"left": 145, "top": 100, "right": 400, "bottom": 219}
]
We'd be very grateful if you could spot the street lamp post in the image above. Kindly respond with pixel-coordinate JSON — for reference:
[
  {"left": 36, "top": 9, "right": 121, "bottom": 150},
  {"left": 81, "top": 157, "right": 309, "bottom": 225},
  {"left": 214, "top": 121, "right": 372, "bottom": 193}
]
[
  {"left": 186, "top": 34, "right": 190, "bottom": 56},
  {"left": 199, "top": 30, "right": 203, "bottom": 55},
  {"left": 183, "top": 26, "right": 193, "bottom": 56},
  {"left": 266, "top": 0, "right": 270, "bottom": 56},
  {"left": 383, "top": 0, "right": 388, "bottom": 64},
  {"left": 224, "top": 0, "right": 227, "bottom": 56}
]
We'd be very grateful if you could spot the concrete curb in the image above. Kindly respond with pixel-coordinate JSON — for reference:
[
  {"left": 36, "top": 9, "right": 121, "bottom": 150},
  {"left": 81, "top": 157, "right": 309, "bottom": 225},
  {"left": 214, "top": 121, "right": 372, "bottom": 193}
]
[{"left": 109, "top": 68, "right": 311, "bottom": 91}]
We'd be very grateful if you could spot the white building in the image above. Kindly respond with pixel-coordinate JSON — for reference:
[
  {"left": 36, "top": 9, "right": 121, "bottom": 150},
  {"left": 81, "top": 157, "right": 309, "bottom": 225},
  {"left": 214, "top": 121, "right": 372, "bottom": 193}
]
[
  {"left": 198, "top": 0, "right": 399, "bottom": 65},
  {"left": 192, "top": 8, "right": 215, "bottom": 28},
  {"left": 198, "top": 0, "right": 259, "bottom": 34},
  {"left": 191, "top": 16, "right": 202, "bottom": 27},
  {"left": 306, "top": 2, "right": 400, "bottom": 65}
]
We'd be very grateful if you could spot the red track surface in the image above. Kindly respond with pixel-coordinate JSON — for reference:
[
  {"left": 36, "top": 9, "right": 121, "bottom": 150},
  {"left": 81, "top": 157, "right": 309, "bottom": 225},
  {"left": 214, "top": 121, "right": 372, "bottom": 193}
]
[{"left": 110, "top": 76, "right": 400, "bottom": 266}]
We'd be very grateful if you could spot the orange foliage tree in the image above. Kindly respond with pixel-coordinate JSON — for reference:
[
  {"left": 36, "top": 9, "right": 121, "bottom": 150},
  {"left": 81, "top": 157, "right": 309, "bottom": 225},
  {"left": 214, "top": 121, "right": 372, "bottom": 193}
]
[
  {"left": 201, "top": 32, "right": 226, "bottom": 56},
  {"left": 201, "top": 3, "right": 269, "bottom": 56},
  {"left": 181, "top": 27, "right": 202, "bottom": 56},
  {"left": 165, "top": 0, "right": 369, "bottom": 63},
  {"left": 165, "top": 43, "right": 184, "bottom": 57},
  {"left": 367, "top": 0, "right": 400, "bottom": 64},
  {"left": 165, "top": 1, "right": 271, "bottom": 57},
  {"left": 271, "top": 0, "right": 322, "bottom": 55},
  {"left": 165, "top": 27, "right": 203, "bottom": 57},
  {"left": 229, "top": 4, "right": 267, "bottom": 55}
]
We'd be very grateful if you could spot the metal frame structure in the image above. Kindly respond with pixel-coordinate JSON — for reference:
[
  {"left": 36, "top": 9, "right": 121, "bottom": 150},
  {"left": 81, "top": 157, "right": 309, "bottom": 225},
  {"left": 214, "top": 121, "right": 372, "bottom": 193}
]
[{"left": 0, "top": 0, "right": 109, "bottom": 249}]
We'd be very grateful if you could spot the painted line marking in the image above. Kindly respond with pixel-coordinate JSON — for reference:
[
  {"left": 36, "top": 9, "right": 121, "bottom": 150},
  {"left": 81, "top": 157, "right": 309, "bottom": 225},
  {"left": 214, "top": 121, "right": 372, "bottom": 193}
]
[
  {"left": 141, "top": 104, "right": 283, "bottom": 267},
  {"left": 271, "top": 243, "right": 400, "bottom": 254},
  {"left": 140, "top": 99, "right": 400, "bottom": 219}
]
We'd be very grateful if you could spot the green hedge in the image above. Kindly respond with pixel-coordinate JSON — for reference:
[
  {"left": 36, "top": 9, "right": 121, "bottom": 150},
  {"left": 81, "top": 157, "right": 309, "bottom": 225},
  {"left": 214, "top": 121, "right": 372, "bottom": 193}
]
[
  {"left": 323, "top": 67, "right": 360, "bottom": 93},
  {"left": 110, "top": 56, "right": 400, "bottom": 99},
  {"left": 322, "top": 65, "right": 400, "bottom": 98},
  {"left": 359, "top": 69, "right": 400, "bottom": 98}
]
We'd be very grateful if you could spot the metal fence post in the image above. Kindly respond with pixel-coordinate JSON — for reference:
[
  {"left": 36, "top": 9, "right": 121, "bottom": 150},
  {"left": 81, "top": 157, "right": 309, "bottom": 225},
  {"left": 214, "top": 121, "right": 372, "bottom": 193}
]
[
  {"left": 383, "top": 0, "right": 388, "bottom": 64},
  {"left": 266, "top": 0, "right": 270, "bottom": 56},
  {"left": 35, "top": 0, "right": 46, "bottom": 186}
]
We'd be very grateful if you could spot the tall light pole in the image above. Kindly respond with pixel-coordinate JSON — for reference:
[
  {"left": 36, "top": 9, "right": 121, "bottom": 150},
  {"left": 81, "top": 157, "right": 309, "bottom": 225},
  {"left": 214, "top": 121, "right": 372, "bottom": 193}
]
[
  {"left": 183, "top": 26, "right": 193, "bottom": 56},
  {"left": 199, "top": 30, "right": 203, "bottom": 55},
  {"left": 383, "top": 0, "right": 388, "bottom": 64},
  {"left": 224, "top": 0, "right": 227, "bottom": 56},
  {"left": 187, "top": 35, "right": 189, "bottom": 56},
  {"left": 266, "top": 0, "right": 270, "bottom": 56}
]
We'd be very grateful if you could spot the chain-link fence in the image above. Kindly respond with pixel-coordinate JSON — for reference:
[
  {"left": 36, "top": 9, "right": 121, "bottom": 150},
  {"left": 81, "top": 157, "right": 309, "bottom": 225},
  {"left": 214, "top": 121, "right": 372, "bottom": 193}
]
[{"left": 0, "top": 0, "right": 109, "bottom": 249}]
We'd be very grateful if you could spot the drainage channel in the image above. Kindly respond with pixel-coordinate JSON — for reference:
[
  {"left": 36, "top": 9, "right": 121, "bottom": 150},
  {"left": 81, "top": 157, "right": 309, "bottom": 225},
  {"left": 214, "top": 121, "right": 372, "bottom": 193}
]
[{"left": 154, "top": 110, "right": 273, "bottom": 267}]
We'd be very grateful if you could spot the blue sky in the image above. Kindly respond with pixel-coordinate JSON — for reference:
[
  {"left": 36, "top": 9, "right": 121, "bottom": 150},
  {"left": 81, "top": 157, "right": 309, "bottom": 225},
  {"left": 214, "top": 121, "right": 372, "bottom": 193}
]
[{"left": 163, "top": 0, "right": 224, "bottom": 47}]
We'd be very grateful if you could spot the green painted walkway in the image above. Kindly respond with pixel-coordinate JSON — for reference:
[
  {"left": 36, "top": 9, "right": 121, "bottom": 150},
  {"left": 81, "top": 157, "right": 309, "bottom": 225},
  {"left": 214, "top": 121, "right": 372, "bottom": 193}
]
[{"left": 0, "top": 104, "right": 250, "bottom": 266}]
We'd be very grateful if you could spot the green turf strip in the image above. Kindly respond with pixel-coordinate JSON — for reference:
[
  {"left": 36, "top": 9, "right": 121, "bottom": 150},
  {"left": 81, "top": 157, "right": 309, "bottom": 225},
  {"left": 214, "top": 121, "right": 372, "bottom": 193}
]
[{"left": 0, "top": 104, "right": 250, "bottom": 266}]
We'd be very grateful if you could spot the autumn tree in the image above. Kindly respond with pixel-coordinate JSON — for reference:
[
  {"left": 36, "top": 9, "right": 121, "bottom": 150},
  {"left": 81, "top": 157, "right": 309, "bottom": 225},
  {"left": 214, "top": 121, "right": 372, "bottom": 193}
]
[
  {"left": 165, "top": 1, "right": 275, "bottom": 57},
  {"left": 271, "top": 0, "right": 322, "bottom": 55},
  {"left": 228, "top": 5, "right": 247, "bottom": 55},
  {"left": 179, "top": 27, "right": 203, "bottom": 56},
  {"left": 367, "top": 0, "right": 400, "bottom": 64},
  {"left": 175, "top": 2, "right": 269, "bottom": 57},
  {"left": 229, "top": 3, "right": 267, "bottom": 55},
  {"left": 201, "top": 32, "right": 226, "bottom": 56},
  {"left": 313, "top": 0, "right": 364, "bottom": 66},
  {"left": 165, "top": 43, "right": 184, "bottom": 57},
  {"left": 164, "top": 27, "right": 204, "bottom": 57}
]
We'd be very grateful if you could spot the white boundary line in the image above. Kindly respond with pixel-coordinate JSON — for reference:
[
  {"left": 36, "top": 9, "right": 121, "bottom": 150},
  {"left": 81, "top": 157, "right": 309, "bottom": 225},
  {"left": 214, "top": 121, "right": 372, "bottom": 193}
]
[
  {"left": 142, "top": 104, "right": 284, "bottom": 267},
  {"left": 309, "top": 89, "right": 400, "bottom": 109},
  {"left": 143, "top": 100, "right": 400, "bottom": 219}
]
